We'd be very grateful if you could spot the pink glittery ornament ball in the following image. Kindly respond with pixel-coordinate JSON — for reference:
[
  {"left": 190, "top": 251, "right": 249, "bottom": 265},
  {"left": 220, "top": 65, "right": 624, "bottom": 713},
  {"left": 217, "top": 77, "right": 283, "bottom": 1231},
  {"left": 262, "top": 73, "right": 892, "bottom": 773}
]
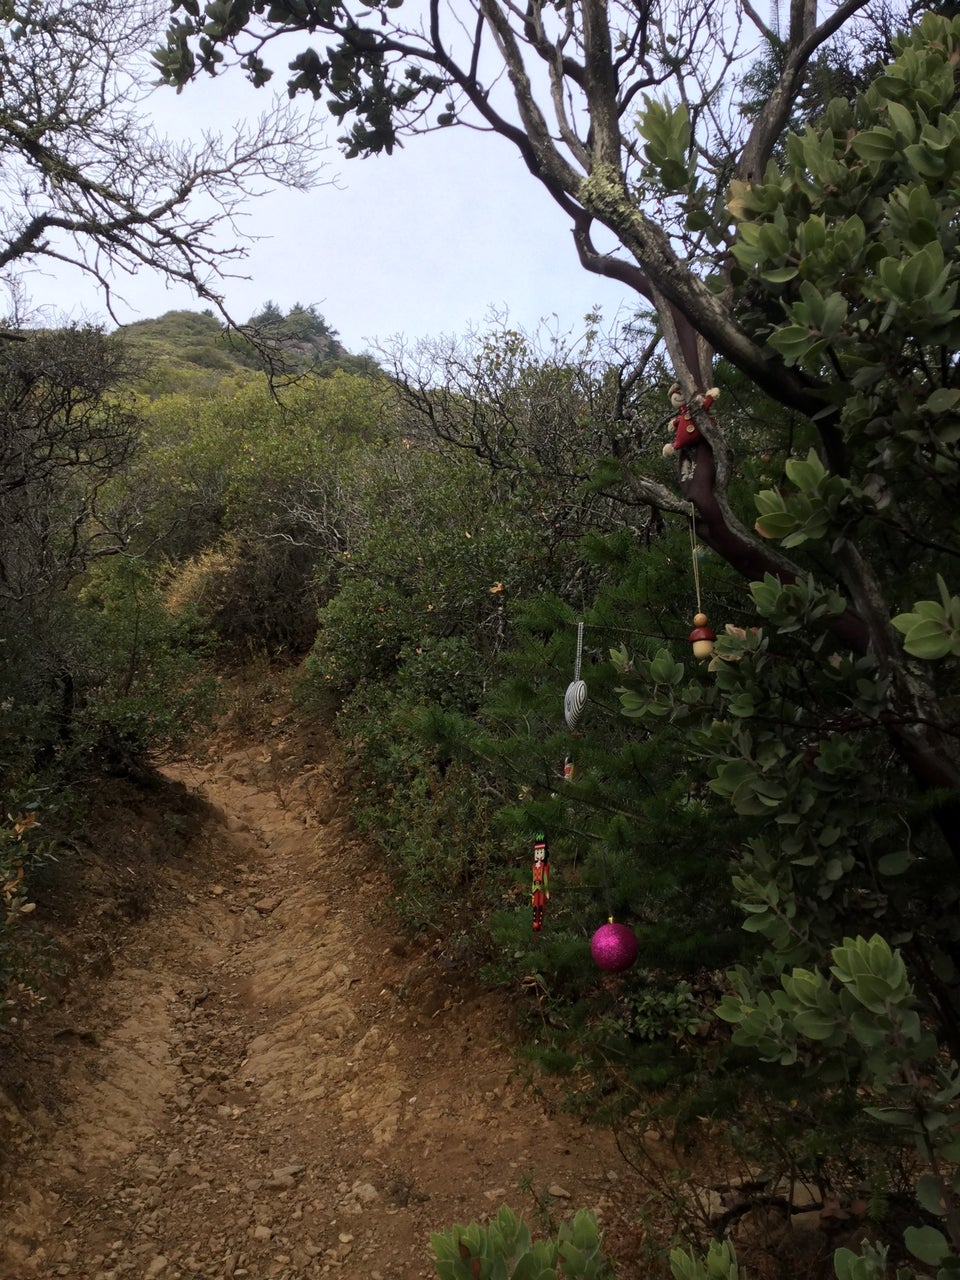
[{"left": 590, "top": 921, "right": 638, "bottom": 973}]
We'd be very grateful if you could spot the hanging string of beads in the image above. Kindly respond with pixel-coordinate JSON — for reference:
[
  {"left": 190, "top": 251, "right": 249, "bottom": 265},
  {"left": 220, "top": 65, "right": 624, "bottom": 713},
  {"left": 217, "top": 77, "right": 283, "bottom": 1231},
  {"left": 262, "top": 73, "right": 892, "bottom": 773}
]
[{"left": 687, "top": 511, "right": 715, "bottom": 660}]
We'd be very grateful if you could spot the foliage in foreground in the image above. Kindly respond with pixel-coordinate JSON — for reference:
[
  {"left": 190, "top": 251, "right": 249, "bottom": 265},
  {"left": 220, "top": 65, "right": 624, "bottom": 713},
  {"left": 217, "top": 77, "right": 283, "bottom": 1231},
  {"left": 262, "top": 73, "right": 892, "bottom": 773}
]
[
  {"left": 610, "top": 14, "right": 960, "bottom": 1275},
  {"left": 0, "top": 808, "right": 58, "bottom": 1025},
  {"left": 430, "top": 1205, "right": 615, "bottom": 1280}
]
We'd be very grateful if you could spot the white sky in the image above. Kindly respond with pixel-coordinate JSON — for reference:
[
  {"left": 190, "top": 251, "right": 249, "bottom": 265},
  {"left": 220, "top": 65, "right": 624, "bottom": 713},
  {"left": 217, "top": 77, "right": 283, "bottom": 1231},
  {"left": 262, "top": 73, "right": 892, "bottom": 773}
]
[{"left": 22, "top": 66, "right": 633, "bottom": 357}]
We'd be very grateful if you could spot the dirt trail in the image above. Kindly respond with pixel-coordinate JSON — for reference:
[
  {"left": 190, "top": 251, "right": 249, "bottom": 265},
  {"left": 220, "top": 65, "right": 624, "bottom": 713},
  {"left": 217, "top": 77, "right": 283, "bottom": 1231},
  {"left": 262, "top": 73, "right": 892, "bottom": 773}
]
[{"left": 0, "top": 697, "right": 644, "bottom": 1279}]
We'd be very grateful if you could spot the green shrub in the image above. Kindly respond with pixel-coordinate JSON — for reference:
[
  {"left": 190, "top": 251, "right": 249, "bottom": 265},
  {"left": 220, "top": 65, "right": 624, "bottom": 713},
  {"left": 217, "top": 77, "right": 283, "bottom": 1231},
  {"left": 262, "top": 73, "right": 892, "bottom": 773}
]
[
  {"left": 162, "top": 533, "right": 322, "bottom": 656},
  {"left": 332, "top": 681, "right": 505, "bottom": 935},
  {"left": 430, "top": 1204, "right": 615, "bottom": 1279},
  {"left": 669, "top": 1240, "right": 739, "bottom": 1280},
  {"left": 75, "top": 558, "right": 221, "bottom": 766}
]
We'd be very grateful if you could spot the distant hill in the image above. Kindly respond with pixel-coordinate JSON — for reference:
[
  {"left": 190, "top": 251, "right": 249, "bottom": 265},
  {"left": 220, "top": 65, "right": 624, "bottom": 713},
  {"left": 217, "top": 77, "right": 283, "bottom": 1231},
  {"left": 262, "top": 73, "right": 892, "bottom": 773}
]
[
  {"left": 118, "top": 305, "right": 379, "bottom": 396},
  {"left": 245, "top": 301, "right": 347, "bottom": 368}
]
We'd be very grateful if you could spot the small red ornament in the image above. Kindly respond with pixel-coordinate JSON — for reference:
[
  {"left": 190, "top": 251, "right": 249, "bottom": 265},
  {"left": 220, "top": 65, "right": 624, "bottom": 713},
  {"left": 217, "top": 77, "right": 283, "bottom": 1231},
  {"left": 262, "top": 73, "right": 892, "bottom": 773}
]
[
  {"left": 590, "top": 919, "right": 638, "bottom": 973},
  {"left": 689, "top": 611, "right": 715, "bottom": 660}
]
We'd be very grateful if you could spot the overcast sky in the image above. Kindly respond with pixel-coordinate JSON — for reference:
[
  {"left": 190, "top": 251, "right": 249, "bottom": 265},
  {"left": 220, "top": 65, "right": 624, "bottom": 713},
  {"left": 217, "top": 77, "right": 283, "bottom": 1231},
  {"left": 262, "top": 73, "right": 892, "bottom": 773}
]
[{"left": 23, "top": 65, "right": 633, "bottom": 357}]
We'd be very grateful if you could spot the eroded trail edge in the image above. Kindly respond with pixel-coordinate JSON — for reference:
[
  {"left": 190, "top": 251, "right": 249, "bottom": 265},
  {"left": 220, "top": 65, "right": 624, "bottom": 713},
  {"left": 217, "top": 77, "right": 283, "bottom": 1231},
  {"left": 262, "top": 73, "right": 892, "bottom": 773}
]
[{"left": 0, "top": 701, "right": 640, "bottom": 1280}]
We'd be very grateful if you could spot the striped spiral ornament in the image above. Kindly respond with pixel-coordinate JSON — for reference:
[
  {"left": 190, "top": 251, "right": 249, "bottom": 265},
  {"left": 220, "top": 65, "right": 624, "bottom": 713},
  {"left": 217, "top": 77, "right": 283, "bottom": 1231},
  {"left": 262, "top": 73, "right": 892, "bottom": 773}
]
[
  {"left": 564, "top": 619, "right": 587, "bottom": 730},
  {"left": 564, "top": 678, "right": 588, "bottom": 730}
]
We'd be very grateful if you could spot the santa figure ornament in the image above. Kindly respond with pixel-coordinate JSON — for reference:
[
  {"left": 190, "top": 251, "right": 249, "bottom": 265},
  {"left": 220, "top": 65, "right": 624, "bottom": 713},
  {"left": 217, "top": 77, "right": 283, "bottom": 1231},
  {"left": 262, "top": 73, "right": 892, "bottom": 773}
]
[{"left": 662, "top": 385, "right": 719, "bottom": 458}]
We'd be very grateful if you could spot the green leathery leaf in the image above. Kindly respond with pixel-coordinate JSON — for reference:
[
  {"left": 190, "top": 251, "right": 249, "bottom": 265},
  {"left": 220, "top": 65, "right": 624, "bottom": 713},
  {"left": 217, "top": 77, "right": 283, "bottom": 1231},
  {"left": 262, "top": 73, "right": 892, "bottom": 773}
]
[
  {"left": 650, "top": 648, "right": 683, "bottom": 685},
  {"left": 852, "top": 127, "right": 899, "bottom": 161},
  {"left": 850, "top": 1010, "right": 887, "bottom": 1048},
  {"left": 886, "top": 99, "right": 918, "bottom": 141},
  {"left": 905, "top": 1225, "right": 951, "bottom": 1266},
  {"left": 925, "top": 387, "right": 960, "bottom": 413},
  {"left": 755, "top": 510, "right": 799, "bottom": 540},
  {"left": 767, "top": 324, "right": 817, "bottom": 362},
  {"left": 877, "top": 848, "right": 914, "bottom": 875},
  {"left": 894, "top": 616, "right": 953, "bottom": 659},
  {"left": 794, "top": 1009, "right": 838, "bottom": 1040},
  {"left": 761, "top": 266, "right": 799, "bottom": 283}
]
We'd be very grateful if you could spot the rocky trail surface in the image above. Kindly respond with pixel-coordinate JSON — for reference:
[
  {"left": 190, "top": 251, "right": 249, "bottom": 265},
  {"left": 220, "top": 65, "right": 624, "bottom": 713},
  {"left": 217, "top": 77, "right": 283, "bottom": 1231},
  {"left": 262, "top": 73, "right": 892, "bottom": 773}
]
[{"left": 0, "top": 692, "right": 646, "bottom": 1279}]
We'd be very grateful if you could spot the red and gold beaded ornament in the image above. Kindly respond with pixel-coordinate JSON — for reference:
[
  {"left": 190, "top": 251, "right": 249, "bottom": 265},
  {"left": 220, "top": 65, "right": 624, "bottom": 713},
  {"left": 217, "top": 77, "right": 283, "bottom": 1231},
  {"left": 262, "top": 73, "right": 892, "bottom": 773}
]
[
  {"left": 686, "top": 513, "right": 715, "bottom": 661},
  {"left": 689, "top": 612, "right": 716, "bottom": 659}
]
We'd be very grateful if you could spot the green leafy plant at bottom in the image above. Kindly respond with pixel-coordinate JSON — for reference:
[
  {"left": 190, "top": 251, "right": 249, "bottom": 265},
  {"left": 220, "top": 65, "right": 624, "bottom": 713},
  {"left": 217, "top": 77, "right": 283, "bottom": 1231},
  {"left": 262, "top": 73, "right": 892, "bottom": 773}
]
[
  {"left": 430, "top": 1204, "right": 615, "bottom": 1279},
  {"left": 670, "top": 1232, "right": 956, "bottom": 1279},
  {"left": 669, "top": 1239, "right": 739, "bottom": 1280}
]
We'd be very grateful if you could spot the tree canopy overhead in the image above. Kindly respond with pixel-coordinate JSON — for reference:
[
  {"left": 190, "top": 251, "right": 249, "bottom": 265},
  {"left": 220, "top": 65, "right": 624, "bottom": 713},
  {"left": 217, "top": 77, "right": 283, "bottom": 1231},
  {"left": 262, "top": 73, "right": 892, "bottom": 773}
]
[
  {"left": 152, "top": 0, "right": 898, "bottom": 530},
  {"left": 155, "top": 0, "right": 873, "bottom": 387}
]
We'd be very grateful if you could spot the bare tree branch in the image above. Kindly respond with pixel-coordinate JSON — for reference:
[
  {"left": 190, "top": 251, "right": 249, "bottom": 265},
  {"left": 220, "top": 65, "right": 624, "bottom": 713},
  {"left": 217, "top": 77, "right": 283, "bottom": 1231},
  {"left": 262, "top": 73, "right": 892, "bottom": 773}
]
[
  {"left": 738, "top": 0, "right": 873, "bottom": 180},
  {"left": 1, "top": 0, "right": 326, "bottom": 319}
]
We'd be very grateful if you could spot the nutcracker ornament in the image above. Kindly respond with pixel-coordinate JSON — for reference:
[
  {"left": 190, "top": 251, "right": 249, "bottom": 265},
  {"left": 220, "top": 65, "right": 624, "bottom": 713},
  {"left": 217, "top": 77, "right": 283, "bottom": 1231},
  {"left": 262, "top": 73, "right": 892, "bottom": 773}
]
[
  {"left": 531, "top": 834, "right": 550, "bottom": 933},
  {"left": 662, "top": 385, "right": 719, "bottom": 458}
]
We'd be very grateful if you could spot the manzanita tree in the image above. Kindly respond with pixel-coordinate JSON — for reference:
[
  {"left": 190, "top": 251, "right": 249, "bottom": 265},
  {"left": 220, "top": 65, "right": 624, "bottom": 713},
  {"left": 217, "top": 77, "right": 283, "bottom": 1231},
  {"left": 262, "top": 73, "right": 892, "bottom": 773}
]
[{"left": 612, "top": 13, "right": 960, "bottom": 1272}]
